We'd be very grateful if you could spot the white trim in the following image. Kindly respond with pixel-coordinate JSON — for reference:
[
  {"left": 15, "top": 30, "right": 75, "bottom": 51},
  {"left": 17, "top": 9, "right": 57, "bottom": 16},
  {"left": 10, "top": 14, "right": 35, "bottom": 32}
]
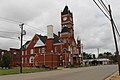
[
  {"left": 54, "top": 43, "right": 64, "bottom": 45},
  {"left": 30, "top": 49, "right": 34, "bottom": 54},
  {"left": 34, "top": 39, "right": 45, "bottom": 47},
  {"left": 61, "top": 32, "right": 70, "bottom": 35},
  {"left": 42, "top": 48, "right": 45, "bottom": 53},
  {"left": 62, "top": 21, "right": 73, "bottom": 24},
  {"left": 1, "top": 52, "right": 4, "bottom": 55}
]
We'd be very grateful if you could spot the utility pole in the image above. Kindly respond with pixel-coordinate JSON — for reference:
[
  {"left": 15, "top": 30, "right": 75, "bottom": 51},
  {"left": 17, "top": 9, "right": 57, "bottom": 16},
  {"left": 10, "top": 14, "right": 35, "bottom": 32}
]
[
  {"left": 81, "top": 44, "right": 83, "bottom": 64},
  {"left": 108, "top": 5, "right": 120, "bottom": 75},
  {"left": 97, "top": 48, "right": 100, "bottom": 65},
  {"left": 93, "top": 0, "right": 120, "bottom": 75},
  {"left": 19, "top": 23, "right": 25, "bottom": 73}
]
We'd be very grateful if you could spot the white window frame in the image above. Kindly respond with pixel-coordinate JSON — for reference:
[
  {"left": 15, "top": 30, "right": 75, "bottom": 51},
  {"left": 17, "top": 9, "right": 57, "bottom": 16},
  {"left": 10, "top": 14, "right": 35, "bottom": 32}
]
[
  {"left": 29, "top": 56, "right": 34, "bottom": 63},
  {"left": 22, "top": 58, "right": 23, "bottom": 64},
  {"left": 30, "top": 49, "right": 34, "bottom": 54},
  {"left": 25, "top": 58, "right": 27, "bottom": 63},
  {"left": 14, "top": 52, "right": 17, "bottom": 54},
  {"left": 68, "top": 46, "right": 70, "bottom": 51},
  {"left": 39, "top": 48, "right": 41, "bottom": 53},
  {"left": 35, "top": 60, "right": 39, "bottom": 66},
  {"left": 42, "top": 48, "right": 45, "bottom": 53},
  {"left": 22, "top": 51, "right": 24, "bottom": 55},
  {"left": 1, "top": 52, "right": 4, "bottom": 55},
  {"left": 54, "top": 47, "right": 57, "bottom": 52},
  {"left": 25, "top": 50, "right": 27, "bottom": 55}
]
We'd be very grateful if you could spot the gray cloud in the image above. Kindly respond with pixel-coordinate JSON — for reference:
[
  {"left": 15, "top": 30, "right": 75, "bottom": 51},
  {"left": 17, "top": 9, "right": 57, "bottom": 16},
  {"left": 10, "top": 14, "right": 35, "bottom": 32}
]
[{"left": 0, "top": 0, "right": 119, "bottom": 54}]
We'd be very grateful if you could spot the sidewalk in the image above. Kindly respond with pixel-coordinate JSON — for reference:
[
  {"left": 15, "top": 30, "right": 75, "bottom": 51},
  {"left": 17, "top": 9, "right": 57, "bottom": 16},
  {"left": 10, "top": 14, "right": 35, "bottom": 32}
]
[{"left": 105, "top": 71, "right": 120, "bottom": 80}]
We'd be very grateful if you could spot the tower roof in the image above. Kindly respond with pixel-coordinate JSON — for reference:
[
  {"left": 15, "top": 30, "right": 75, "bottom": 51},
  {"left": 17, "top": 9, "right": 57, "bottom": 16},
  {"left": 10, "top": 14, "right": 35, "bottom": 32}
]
[
  {"left": 62, "top": 5, "right": 72, "bottom": 15},
  {"left": 61, "top": 27, "right": 70, "bottom": 33}
]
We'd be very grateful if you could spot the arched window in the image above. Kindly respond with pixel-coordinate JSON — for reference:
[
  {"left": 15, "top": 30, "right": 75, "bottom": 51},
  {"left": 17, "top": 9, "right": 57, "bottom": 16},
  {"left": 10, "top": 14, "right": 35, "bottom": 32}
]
[{"left": 29, "top": 56, "right": 34, "bottom": 63}]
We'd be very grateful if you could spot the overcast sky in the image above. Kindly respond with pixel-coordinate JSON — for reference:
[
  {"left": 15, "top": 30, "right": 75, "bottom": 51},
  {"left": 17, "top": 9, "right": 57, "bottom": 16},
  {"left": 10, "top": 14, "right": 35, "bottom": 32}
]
[{"left": 0, "top": 0, "right": 120, "bottom": 55}]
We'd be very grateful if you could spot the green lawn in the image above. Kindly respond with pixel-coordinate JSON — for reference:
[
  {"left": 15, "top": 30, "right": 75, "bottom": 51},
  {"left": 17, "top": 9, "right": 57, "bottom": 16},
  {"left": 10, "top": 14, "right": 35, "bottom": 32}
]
[{"left": 0, "top": 68, "right": 47, "bottom": 76}]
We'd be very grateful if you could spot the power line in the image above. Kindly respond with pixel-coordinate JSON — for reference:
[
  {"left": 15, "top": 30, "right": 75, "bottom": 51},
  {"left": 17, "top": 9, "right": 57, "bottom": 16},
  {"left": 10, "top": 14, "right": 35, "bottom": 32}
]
[
  {"left": 0, "top": 35, "right": 27, "bottom": 41},
  {"left": 25, "top": 24, "right": 47, "bottom": 33},
  {"left": 93, "top": 0, "right": 110, "bottom": 20},
  {"left": 0, "top": 16, "right": 47, "bottom": 34},
  {"left": 93, "top": 0, "right": 120, "bottom": 75},
  {"left": 0, "top": 16, "right": 22, "bottom": 24},
  {"left": 0, "top": 30, "right": 20, "bottom": 34},
  {"left": 99, "top": 0, "right": 109, "bottom": 15},
  {"left": 0, "top": 35, "right": 19, "bottom": 40},
  {"left": 93, "top": 0, "right": 120, "bottom": 39},
  {"left": 0, "top": 16, "right": 58, "bottom": 40}
]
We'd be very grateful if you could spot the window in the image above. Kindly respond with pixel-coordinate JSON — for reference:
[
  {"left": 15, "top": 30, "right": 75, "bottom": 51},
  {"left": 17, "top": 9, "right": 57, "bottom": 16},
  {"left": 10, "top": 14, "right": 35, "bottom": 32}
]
[
  {"left": 39, "top": 48, "right": 41, "bottom": 53},
  {"left": 25, "top": 58, "right": 27, "bottom": 63},
  {"left": 30, "top": 49, "right": 34, "bottom": 54},
  {"left": 14, "top": 52, "right": 17, "bottom": 54},
  {"left": 42, "top": 48, "right": 45, "bottom": 53},
  {"left": 25, "top": 50, "right": 27, "bottom": 55},
  {"left": 29, "top": 56, "right": 34, "bottom": 63},
  {"left": 54, "top": 47, "right": 57, "bottom": 52},
  {"left": 22, "top": 51, "right": 24, "bottom": 55},
  {"left": 34, "top": 40, "right": 37, "bottom": 43},
  {"left": 35, "top": 60, "right": 39, "bottom": 66},
  {"left": 63, "top": 39, "right": 66, "bottom": 43},
  {"left": 68, "top": 46, "right": 70, "bottom": 51},
  {"left": 1, "top": 52, "right": 4, "bottom": 55},
  {"left": 22, "top": 58, "right": 23, "bottom": 64}
]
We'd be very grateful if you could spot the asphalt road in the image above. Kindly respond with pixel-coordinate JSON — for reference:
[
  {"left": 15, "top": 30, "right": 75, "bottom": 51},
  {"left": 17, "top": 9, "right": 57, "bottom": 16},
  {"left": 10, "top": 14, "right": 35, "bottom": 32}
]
[{"left": 0, "top": 65, "right": 118, "bottom": 80}]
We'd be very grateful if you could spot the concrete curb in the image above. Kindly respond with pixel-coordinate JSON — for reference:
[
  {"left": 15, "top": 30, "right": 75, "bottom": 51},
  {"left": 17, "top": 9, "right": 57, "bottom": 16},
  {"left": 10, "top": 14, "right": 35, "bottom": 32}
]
[{"left": 105, "top": 71, "right": 118, "bottom": 80}]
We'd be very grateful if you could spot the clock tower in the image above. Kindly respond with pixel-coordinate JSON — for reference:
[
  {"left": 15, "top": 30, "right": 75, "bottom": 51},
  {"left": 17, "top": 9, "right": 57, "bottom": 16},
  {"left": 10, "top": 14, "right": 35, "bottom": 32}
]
[{"left": 61, "top": 5, "right": 74, "bottom": 39}]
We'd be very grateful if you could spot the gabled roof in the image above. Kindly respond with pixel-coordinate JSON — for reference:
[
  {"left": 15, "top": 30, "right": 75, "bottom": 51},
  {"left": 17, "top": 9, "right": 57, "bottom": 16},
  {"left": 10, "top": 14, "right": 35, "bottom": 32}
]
[
  {"left": 37, "top": 34, "right": 47, "bottom": 44},
  {"left": 22, "top": 40, "right": 31, "bottom": 50},
  {"left": 34, "top": 39, "right": 45, "bottom": 47},
  {"left": 37, "top": 33, "right": 60, "bottom": 44},
  {"left": 23, "top": 33, "right": 61, "bottom": 49},
  {"left": 24, "top": 40, "right": 31, "bottom": 46},
  {"left": 53, "top": 34, "right": 60, "bottom": 43},
  {"left": 61, "top": 27, "right": 70, "bottom": 33}
]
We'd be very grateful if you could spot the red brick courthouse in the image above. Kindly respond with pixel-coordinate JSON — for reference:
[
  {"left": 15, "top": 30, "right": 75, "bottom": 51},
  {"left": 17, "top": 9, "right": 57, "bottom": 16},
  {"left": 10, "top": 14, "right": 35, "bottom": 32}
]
[{"left": 0, "top": 6, "right": 82, "bottom": 68}]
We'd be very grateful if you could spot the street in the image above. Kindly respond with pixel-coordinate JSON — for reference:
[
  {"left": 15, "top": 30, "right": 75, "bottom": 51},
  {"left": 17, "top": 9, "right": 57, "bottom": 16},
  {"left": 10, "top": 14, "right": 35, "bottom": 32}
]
[{"left": 0, "top": 65, "right": 117, "bottom": 80}]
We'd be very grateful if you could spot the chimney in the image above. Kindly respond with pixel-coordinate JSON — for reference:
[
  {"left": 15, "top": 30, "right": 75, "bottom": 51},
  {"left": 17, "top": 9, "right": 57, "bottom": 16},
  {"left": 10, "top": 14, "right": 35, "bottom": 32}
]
[{"left": 47, "top": 25, "right": 53, "bottom": 39}]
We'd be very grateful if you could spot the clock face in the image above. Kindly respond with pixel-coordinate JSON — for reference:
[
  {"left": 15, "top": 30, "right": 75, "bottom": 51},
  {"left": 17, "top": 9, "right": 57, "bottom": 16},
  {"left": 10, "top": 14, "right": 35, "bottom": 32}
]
[{"left": 63, "top": 17, "right": 67, "bottom": 21}]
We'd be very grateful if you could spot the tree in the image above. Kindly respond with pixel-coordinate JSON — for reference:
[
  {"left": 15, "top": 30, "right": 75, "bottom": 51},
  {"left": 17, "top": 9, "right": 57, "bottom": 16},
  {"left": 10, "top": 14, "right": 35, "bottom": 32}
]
[
  {"left": 83, "top": 52, "right": 93, "bottom": 59},
  {"left": 0, "top": 52, "right": 11, "bottom": 69},
  {"left": 93, "top": 54, "right": 96, "bottom": 59},
  {"left": 104, "top": 52, "right": 112, "bottom": 59},
  {"left": 98, "top": 53, "right": 104, "bottom": 59}
]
